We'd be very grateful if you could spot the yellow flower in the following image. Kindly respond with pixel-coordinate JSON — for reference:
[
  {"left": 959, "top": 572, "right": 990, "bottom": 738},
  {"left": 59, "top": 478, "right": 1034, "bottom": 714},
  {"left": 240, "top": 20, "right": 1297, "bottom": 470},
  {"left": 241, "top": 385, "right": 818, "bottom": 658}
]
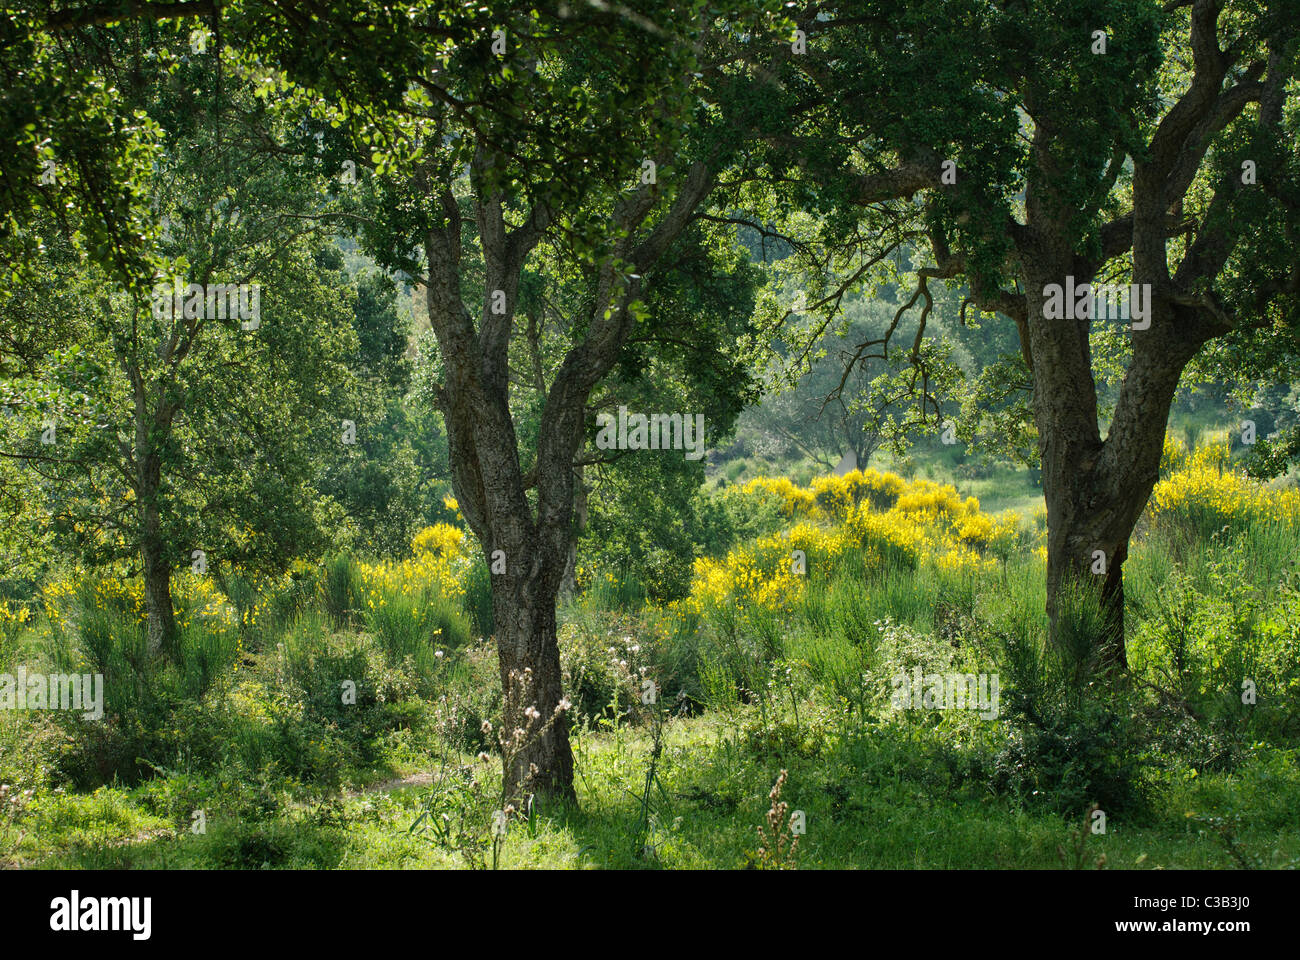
[{"left": 1149, "top": 445, "right": 1300, "bottom": 533}]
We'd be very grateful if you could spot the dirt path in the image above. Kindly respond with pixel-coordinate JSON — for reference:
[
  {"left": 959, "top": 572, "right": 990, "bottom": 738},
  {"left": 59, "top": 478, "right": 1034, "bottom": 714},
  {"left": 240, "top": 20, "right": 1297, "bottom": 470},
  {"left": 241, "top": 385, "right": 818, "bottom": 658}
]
[{"left": 349, "top": 771, "right": 436, "bottom": 797}]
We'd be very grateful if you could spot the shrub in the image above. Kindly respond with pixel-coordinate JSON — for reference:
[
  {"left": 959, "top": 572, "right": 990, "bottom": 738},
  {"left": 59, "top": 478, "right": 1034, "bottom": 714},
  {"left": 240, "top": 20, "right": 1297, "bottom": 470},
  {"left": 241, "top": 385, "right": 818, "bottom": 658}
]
[
  {"left": 1129, "top": 545, "right": 1300, "bottom": 744},
  {"left": 275, "top": 616, "right": 427, "bottom": 778}
]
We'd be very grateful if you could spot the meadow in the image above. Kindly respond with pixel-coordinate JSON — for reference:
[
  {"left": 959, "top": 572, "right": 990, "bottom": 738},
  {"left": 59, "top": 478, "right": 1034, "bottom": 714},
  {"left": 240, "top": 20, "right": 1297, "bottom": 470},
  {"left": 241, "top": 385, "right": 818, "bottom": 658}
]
[{"left": 3, "top": 434, "right": 1297, "bottom": 870}]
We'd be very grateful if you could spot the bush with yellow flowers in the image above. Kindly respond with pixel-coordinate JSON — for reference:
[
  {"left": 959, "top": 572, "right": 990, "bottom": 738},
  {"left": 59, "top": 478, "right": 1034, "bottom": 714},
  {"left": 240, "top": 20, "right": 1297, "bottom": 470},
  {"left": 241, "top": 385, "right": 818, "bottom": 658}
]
[
  {"left": 0, "top": 599, "right": 32, "bottom": 648},
  {"left": 359, "top": 523, "right": 471, "bottom": 610},
  {"left": 1148, "top": 440, "right": 1300, "bottom": 539},
  {"left": 36, "top": 569, "right": 245, "bottom": 639},
  {"left": 353, "top": 523, "right": 476, "bottom": 667},
  {"left": 1159, "top": 433, "right": 1189, "bottom": 477},
  {"left": 171, "top": 572, "right": 241, "bottom": 636},
  {"left": 411, "top": 522, "right": 465, "bottom": 560},
  {"left": 682, "top": 468, "right": 1025, "bottom": 623},
  {"left": 686, "top": 528, "right": 822, "bottom": 618},
  {"left": 740, "top": 475, "right": 816, "bottom": 517},
  {"left": 742, "top": 467, "right": 906, "bottom": 519},
  {"left": 39, "top": 572, "right": 144, "bottom": 628},
  {"left": 843, "top": 506, "right": 926, "bottom": 570}
]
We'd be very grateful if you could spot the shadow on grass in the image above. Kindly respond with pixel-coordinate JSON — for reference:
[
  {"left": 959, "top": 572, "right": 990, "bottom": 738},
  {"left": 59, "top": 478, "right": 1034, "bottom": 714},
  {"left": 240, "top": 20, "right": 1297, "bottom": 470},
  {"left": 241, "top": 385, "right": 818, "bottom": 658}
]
[{"left": 42, "top": 816, "right": 355, "bottom": 870}]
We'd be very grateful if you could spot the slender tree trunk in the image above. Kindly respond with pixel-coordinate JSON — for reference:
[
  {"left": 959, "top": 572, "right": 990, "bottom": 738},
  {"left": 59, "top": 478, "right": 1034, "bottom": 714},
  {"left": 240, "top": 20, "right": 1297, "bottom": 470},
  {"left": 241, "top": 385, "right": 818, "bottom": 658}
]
[
  {"left": 135, "top": 397, "right": 176, "bottom": 656},
  {"left": 141, "top": 500, "right": 176, "bottom": 656},
  {"left": 428, "top": 267, "right": 580, "bottom": 803},
  {"left": 559, "top": 465, "right": 587, "bottom": 599}
]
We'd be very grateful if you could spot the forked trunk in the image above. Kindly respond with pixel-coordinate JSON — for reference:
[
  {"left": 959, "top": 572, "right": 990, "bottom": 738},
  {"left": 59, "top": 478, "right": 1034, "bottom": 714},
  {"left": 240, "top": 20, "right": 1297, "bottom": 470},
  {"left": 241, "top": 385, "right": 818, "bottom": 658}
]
[{"left": 1024, "top": 257, "right": 1195, "bottom": 673}]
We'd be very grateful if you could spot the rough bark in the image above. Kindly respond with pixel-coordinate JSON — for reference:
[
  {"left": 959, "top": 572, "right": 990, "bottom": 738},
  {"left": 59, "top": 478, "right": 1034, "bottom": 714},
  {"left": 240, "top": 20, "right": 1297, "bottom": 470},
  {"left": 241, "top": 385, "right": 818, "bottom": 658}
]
[
  {"left": 811, "top": 0, "right": 1298, "bottom": 674},
  {"left": 495, "top": 579, "right": 574, "bottom": 802},
  {"left": 142, "top": 534, "right": 176, "bottom": 656},
  {"left": 1007, "top": 0, "right": 1288, "bottom": 667},
  {"left": 1019, "top": 245, "right": 1198, "bottom": 669}
]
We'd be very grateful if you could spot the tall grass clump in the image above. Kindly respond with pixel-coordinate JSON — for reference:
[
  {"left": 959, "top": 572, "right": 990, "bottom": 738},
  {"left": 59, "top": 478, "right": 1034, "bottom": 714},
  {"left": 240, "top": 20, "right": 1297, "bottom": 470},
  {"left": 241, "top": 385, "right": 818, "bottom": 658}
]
[
  {"left": 321, "top": 552, "right": 366, "bottom": 627},
  {"left": 463, "top": 558, "right": 494, "bottom": 638},
  {"left": 352, "top": 524, "right": 475, "bottom": 689},
  {"left": 662, "top": 467, "right": 1022, "bottom": 702},
  {"left": 28, "top": 573, "right": 243, "bottom": 787},
  {"left": 988, "top": 582, "right": 1148, "bottom": 817},
  {"left": 363, "top": 586, "right": 470, "bottom": 684}
]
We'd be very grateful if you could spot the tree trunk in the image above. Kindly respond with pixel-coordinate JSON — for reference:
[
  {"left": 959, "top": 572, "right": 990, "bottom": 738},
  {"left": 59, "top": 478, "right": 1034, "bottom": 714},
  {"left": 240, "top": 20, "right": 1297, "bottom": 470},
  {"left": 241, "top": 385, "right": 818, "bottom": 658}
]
[
  {"left": 421, "top": 157, "right": 713, "bottom": 804},
  {"left": 494, "top": 572, "right": 575, "bottom": 803},
  {"left": 558, "top": 464, "right": 587, "bottom": 600},
  {"left": 1042, "top": 492, "right": 1130, "bottom": 671},
  {"left": 141, "top": 504, "right": 176, "bottom": 656},
  {"left": 136, "top": 412, "right": 176, "bottom": 657}
]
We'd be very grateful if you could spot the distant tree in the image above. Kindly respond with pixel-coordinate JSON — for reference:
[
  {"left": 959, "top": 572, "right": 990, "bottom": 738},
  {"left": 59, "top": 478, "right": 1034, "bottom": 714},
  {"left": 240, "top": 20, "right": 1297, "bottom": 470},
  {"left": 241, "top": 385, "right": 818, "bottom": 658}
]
[{"left": 746, "top": 299, "right": 950, "bottom": 470}]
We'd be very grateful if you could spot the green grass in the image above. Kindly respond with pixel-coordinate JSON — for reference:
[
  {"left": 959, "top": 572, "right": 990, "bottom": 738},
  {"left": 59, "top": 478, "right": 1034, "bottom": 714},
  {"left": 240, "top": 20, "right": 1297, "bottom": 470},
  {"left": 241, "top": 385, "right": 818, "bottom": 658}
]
[{"left": 11, "top": 712, "right": 1298, "bottom": 870}]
